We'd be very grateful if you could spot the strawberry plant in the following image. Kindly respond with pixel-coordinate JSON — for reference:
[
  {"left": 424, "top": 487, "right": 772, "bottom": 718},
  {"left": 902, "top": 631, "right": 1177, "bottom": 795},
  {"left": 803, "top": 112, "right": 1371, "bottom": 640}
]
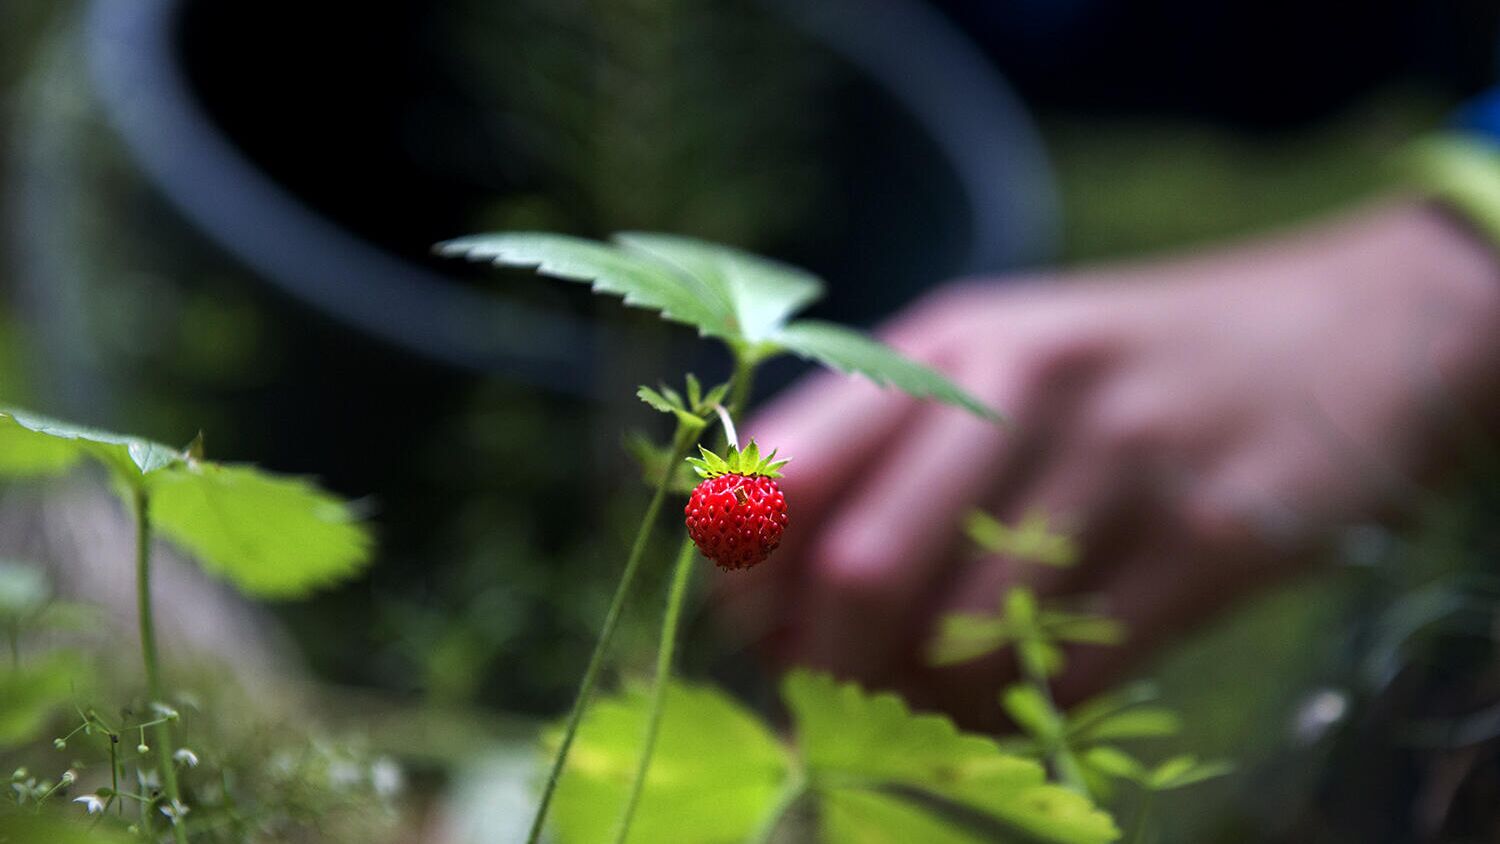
[{"left": 0, "top": 411, "right": 377, "bottom": 841}]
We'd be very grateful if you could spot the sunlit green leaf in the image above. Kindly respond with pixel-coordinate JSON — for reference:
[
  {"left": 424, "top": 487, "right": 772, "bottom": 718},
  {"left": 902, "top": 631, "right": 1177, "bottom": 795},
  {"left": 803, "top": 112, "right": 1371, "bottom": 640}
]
[
  {"left": 614, "top": 233, "right": 824, "bottom": 342},
  {"left": 434, "top": 232, "right": 737, "bottom": 340},
  {"left": 148, "top": 464, "right": 373, "bottom": 599},
  {"left": 1080, "top": 746, "right": 1145, "bottom": 781},
  {"left": 546, "top": 680, "right": 789, "bottom": 844},
  {"left": 774, "top": 321, "right": 999, "bottom": 421},
  {"left": 0, "top": 410, "right": 182, "bottom": 483},
  {"left": 820, "top": 787, "right": 988, "bottom": 844},
  {"left": 784, "top": 671, "right": 1118, "bottom": 844}
]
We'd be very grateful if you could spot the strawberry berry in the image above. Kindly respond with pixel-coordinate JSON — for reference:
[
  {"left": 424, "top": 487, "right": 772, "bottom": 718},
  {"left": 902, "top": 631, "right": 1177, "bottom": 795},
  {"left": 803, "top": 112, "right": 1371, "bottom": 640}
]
[{"left": 684, "top": 441, "right": 789, "bottom": 571}]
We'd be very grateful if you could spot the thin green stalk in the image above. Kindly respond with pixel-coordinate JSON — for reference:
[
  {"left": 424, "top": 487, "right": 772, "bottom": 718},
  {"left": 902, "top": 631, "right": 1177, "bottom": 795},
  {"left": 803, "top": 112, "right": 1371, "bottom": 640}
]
[
  {"left": 611, "top": 536, "right": 697, "bottom": 843},
  {"left": 525, "top": 423, "right": 699, "bottom": 844},
  {"left": 1019, "top": 650, "right": 1089, "bottom": 795},
  {"left": 613, "top": 353, "right": 758, "bottom": 841},
  {"left": 748, "top": 769, "right": 808, "bottom": 844},
  {"left": 133, "top": 491, "right": 189, "bottom": 844},
  {"left": 1127, "top": 789, "right": 1154, "bottom": 844}
]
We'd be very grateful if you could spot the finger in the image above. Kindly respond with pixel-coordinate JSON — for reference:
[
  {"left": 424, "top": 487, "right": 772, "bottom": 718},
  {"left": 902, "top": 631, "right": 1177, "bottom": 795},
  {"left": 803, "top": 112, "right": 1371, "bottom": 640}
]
[{"left": 791, "top": 360, "right": 1025, "bottom": 678}]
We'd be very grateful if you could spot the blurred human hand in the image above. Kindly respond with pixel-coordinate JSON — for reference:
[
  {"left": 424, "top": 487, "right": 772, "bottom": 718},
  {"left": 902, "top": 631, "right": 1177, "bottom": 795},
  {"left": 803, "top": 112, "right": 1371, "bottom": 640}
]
[{"left": 722, "top": 200, "right": 1500, "bottom": 726}]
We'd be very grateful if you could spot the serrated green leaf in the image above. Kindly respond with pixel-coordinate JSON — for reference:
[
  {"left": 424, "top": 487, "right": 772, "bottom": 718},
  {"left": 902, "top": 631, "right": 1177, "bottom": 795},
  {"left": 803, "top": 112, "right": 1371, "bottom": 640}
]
[
  {"left": 148, "top": 465, "right": 373, "bottom": 599},
  {"left": 636, "top": 386, "right": 676, "bottom": 414},
  {"left": 820, "top": 787, "right": 989, "bottom": 844},
  {"left": 773, "top": 321, "right": 999, "bottom": 421},
  {"left": 0, "top": 409, "right": 183, "bottom": 483},
  {"left": 546, "top": 680, "right": 789, "bottom": 844},
  {"left": 784, "top": 671, "right": 1119, "bottom": 844},
  {"left": 927, "top": 614, "right": 1011, "bottom": 666},
  {"left": 0, "top": 651, "right": 87, "bottom": 747},
  {"left": 615, "top": 232, "right": 824, "bottom": 343},
  {"left": 435, "top": 233, "right": 738, "bottom": 340},
  {"left": 1072, "top": 708, "right": 1181, "bottom": 744},
  {"left": 702, "top": 382, "right": 730, "bottom": 408},
  {"left": 1002, "top": 685, "right": 1062, "bottom": 742}
]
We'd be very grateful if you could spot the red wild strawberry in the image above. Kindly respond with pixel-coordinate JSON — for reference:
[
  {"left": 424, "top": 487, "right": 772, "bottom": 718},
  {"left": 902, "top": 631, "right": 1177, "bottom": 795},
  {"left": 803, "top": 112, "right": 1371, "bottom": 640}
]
[{"left": 684, "top": 440, "right": 789, "bottom": 571}]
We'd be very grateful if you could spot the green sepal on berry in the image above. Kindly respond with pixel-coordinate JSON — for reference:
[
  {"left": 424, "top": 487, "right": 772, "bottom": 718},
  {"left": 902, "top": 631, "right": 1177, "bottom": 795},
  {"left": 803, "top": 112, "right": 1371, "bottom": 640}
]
[{"left": 686, "top": 440, "right": 788, "bottom": 480}]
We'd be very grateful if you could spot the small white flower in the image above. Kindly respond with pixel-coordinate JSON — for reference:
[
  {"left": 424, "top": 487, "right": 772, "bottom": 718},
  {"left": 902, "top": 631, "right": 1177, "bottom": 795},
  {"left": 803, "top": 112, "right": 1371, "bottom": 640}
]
[
  {"left": 160, "top": 798, "right": 190, "bottom": 824},
  {"left": 150, "top": 703, "right": 180, "bottom": 721},
  {"left": 173, "top": 748, "right": 199, "bottom": 768},
  {"left": 74, "top": 794, "right": 105, "bottom": 814},
  {"left": 328, "top": 759, "right": 362, "bottom": 790},
  {"left": 371, "top": 757, "right": 403, "bottom": 798},
  {"left": 59, "top": 769, "right": 76, "bottom": 785},
  {"left": 137, "top": 768, "right": 160, "bottom": 790}
]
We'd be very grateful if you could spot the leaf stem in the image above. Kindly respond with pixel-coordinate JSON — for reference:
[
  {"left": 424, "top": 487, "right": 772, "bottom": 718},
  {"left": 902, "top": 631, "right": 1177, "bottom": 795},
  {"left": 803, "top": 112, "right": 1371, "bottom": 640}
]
[
  {"left": 133, "top": 491, "right": 189, "bottom": 844},
  {"left": 1127, "top": 788, "right": 1154, "bottom": 844},
  {"left": 611, "top": 535, "right": 697, "bottom": 843},
  {"left": 524, "top": 424, "right": 698, "bottom": 844},
  {"left": 748, "top": 768, "right": 808, "bottom": 844},
  {"left": 1019, "top": 650, "right": 1090, "bottom": 795}
]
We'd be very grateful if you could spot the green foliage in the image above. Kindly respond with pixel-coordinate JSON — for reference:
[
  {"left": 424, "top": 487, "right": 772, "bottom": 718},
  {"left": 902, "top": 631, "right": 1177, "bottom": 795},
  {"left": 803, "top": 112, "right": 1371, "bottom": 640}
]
[
  {"left": 637, "top": 373, "right": 730, "bottom": 432},
  {"left": 964, "top": 510, "right": 1079, "bottom": 567},
  {"left": 435, "top": 232, "right": 998, "bottom": 420},
  {"left": 550, "top": 671, "right": 1119, "bottom": 844},
  {"left": 0, "top": 813, "right": 135, "bottom": 844},
  {"left": 0, "top": 652, "right": 87, "bottom": 748},
  {"left": 928, "top": 588, "right": 1124, "bottom": 676},
  {"left": 546, "top": 681, "right": 790, "bottom": 843},
  {"left": 0, "top": 410, "right": 373, "bottom": 599}
]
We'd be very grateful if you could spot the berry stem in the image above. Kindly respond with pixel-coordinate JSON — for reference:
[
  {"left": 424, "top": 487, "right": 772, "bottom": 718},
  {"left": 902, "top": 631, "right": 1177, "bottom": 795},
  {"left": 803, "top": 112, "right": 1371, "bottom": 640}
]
[
  {"left": 524, "top": 423, "right": 699, "bottom": 844},
  {"left": 614, "top": 350, "right": 759, "bottom": 841},
  {"left": 749, "top": 767, "right": 808, "bottom": 844},
  {"left": 133, "top": 490, "right": 189, "bottom": 844},
  {"left": 611, "top": 535, "right": 697, "bottom": 843}
]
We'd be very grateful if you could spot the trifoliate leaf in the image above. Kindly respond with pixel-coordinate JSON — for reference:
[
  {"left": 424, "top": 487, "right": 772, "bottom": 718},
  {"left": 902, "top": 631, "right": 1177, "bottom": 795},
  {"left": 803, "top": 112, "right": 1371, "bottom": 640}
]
[
  {"left": 784, "top": 671, "right": 1119, "bottom": 844},
  {"left": 434, "top": 233, "right": 738, "bottom": 341},
  {"left": 545, "top": 680, "right": 789, "bottom": 844},
  {"left": 636, "top": 386, "right": 677, "bottom": 414},
  {"left": 773, "top": 321, "right": 999, "bottom": 421},
  {"left": 614, "top": 233, "right": 824, "bottom": 343},
  {"left": 148, "top": 464, "right": 373, "bottom": 599},
  {"left": 820, "top": 787, "right": 990, "bottom": 844}
]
